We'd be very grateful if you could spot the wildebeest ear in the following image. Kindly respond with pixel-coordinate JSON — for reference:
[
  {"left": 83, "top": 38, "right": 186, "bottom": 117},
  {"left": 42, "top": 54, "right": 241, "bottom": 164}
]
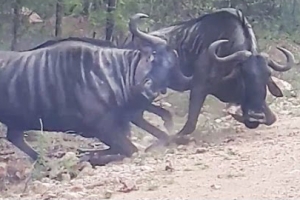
[
  {"left": 267, "top": 77, "right": 283, "bottom": 97},
  {"left": 134, "top": 47, "right": 154, "bottom": 84}
]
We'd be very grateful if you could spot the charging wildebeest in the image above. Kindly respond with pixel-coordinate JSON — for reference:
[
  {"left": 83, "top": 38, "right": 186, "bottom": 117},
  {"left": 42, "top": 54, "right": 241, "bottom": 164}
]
[
  {"left": 0, "top": 13, "right": 189, "bottom": 165},
  {"left": 21, "top": 37, "right": 181, "bottom": 145},
  {"left": 122, "top": 8, "right": 295, "bottom": 143}
]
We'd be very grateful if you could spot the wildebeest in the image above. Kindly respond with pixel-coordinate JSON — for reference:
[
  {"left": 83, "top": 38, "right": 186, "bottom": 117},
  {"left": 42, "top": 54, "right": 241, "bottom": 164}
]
[
  {"left": 122, "top": 8, "right": 295, "bottom": 142},
  {"left": 1, "top": 13, "right": 189, "bottom": 165},
  {"left": 21, "top": 37, "right": 178, "bottom": 144}
]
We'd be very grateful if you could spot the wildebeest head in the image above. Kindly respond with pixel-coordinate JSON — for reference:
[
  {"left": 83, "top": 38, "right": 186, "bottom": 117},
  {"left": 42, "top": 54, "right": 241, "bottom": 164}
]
[
  {"left": 128, "top": 13, "right": 191, "bottom": 100},
  {"left": 208, "top": 39, "right": 295, "bottom": 128}
]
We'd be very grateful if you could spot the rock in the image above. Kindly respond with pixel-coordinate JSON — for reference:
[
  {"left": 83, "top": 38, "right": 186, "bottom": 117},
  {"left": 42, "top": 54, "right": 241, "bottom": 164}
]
[
  {"left": 78, "top": 166, "right": 96, "bottom": 177},
  {"left": 210, "top": 184, "right": 221, "bottom": 190},
  {"left": 103, "top": 190, "right": 113, "bottom": 199},
  {"left": 291, "top": 90, "right": 297, "bottom": 97},
  {"left": 61, "top": 192, "right": 82, "bottom": 199},
  {"left": 61, "top": 152, "right": 79, "bottom": 163},
  {"left": 162, "top": 102, "right": 172, "bottom": 108},
  {"left": 0, "top": 162, "right": 7, "bottom": 178},
  {"left": 215, "top": 119, "right": 222, "bottom": 123},
  {"left": 41, "top": 177, "right": 52, "bottom": 183},
  {"left": 165, "top": 149, "right": 175, "bottom": 154},
  {"left": 177, "top": 145, "right": 187, "bottom": 151},
  {"left": 42, "top": 192, "right": 57, "bottom": 199},
  {"left": 31, "top": 181, "right": 52, "bottom": 194},
  {"left": 69, "top": 184, "right": 85, "bottom": 192},
  {"left": 195, "top": 148, "right": 207, "bottom": 154},
  {"left": 61, "top": 172, "right": 71, "bottom": 182}
]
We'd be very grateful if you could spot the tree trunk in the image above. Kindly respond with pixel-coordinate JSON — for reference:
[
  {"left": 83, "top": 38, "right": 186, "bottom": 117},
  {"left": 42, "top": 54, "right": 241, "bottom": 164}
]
[
  {"left": 82, "top": 0, "right": 90, "bottom": 16},
  {"left": 55, "top": 0, "right": 63, "bottom": 37},
  {"left": 105, "top": 0, "right": 116, "bottom": 41},
  {"left": 11, "top": 0, "right": 21, "bottom": 51}
]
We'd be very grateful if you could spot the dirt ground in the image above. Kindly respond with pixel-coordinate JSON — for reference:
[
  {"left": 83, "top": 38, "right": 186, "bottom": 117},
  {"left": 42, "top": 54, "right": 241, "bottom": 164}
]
[{"left": 1, "top": 44, "right": 300, "bottom": 199}]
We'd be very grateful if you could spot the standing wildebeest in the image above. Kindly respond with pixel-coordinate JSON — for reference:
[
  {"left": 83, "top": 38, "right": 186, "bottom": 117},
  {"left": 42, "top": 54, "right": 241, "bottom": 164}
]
[
  {"left": 123, "top": 8, "right": 295, "bottom": 141},
  {"left": 0, "top": 13, "right": 190, "bottom": 165}
]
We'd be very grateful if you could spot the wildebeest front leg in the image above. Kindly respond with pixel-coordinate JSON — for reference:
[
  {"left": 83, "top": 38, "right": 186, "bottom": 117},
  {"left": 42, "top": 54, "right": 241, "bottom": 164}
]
[
  {"left": 6, "top": 128, "right": 38, "bottom": 161},
  {"left": 84, "top": 135, "right": 138, "bottom": 166},
  {"left": 146, "top": 104, "right": 174, "bottom": 133},
  {"left": 131, "top": 112, "right": 169, "bottom": 141},
  {"left": 177, "top": 85, "right": 208, "bottom": 136}
]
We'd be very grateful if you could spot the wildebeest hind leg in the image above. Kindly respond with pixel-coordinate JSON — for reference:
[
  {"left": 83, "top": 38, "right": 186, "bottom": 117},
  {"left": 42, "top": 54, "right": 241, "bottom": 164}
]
[
  {"left": 6, "top": 128, "right": 38, "bottom": 161},
  {"left": 82, "top": 131, "right": 138, "bottom": 166}
]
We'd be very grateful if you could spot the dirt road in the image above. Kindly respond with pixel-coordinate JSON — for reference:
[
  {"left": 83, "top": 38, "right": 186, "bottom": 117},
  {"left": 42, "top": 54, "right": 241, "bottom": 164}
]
[
  {"left": 1, "top": 108, "right": 300, "bottom": 199},
  {"left": 108, "top": 115, "right": 300, "bottom": 200}
]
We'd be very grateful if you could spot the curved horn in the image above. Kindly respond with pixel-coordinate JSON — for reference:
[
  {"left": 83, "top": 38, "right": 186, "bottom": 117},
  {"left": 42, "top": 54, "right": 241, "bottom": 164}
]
[
  {"left": 129, "top": 13, "right": 167, "bottom": 46},
  {"left": 264, "top": 47, "right": 295, "bottom": 72},
  {"left": 208, "top": 39, "right": 252, "bottom": 63}
]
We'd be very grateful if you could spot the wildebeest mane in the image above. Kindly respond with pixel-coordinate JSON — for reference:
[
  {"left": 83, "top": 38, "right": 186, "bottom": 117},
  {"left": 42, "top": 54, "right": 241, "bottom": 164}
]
[{"left": 151, "top": 8, "right": 258, "bottom": 56}]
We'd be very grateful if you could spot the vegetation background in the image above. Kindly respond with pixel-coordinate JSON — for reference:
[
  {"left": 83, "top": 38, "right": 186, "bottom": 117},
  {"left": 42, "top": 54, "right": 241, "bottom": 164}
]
[{"left": 2, "top": 0, "right": 300, "bottom": 51}]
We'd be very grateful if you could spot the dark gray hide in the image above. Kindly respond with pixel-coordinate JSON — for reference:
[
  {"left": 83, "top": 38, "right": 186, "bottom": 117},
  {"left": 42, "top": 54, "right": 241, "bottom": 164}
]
[
  {"left": 21, "top": 36, "right": 173, "bottom": 142},
  {"left": 1, "top": 13, "right": 180, "bottom": 165},
  {"left": 22, "top": 36, "right": 117, "bottom": 51},
  {"left": 124, "top": 8, "right": 295, "bottom": 136}
]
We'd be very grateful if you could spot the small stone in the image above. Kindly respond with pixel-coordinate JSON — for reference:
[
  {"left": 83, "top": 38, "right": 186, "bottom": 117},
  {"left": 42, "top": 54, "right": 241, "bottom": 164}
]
[
  {"left": 41, "top": 177, "right": 52, "bottom": 183},
  {"left": 0, "top": 163, "right": 7, "bottom": 178},
  {"left": 62, "top": 192, "right": 82, "bottom": 199},
  {"left": 165, "top": 149, "right": 175, "bottom": 154},
  {"left": 162, "top": 102, "right": 172, "bottom": 107},
  {"left": 210, "top": 184, "right": 221, "bottom": 190},
  {"left": 215, "top": 119, "right": 222, "bottom": 123},
  {"left": 31, "top": 181, "right": 51, "bottom": 194},
  {"left": 42, "top": 192, "right": 57, "bottom": 199},
  {"left": 69, "top": 184, "right": 84, "bottom": 192},
  {"left": 103, "top": 190, "right": 113, "bottom": 199},
  {"left": 177, "top": 145, "right": 187, "bottom": 151},
  {"left": 78, "top": 166, "right": 96, "bottom": 177},
  {"left": 195, "top": 148, "right": 207, "bottom": 154},
  {"left": 61, "top": 152, "right": 79, "bottom": 163},
  {"left": 291, "top": 91, "right": 297, "bottom": 97},
  {"left": 63, "top": 152, "right": 77, "bottom": 160},
  {"left": 61, "top": 173, "right": 71, "bottom": 182}
]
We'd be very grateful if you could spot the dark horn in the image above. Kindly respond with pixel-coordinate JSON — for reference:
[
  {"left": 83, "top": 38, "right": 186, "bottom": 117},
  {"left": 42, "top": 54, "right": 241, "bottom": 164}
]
[
  {"left": 266, "top": 47, "right": 295, "bottom": 72},
  {"left": 129, "top": 13, "right": 167, "bottom": 46},
  {"left": 208, "top": 39, "right": 252, "bottom": 63}
]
